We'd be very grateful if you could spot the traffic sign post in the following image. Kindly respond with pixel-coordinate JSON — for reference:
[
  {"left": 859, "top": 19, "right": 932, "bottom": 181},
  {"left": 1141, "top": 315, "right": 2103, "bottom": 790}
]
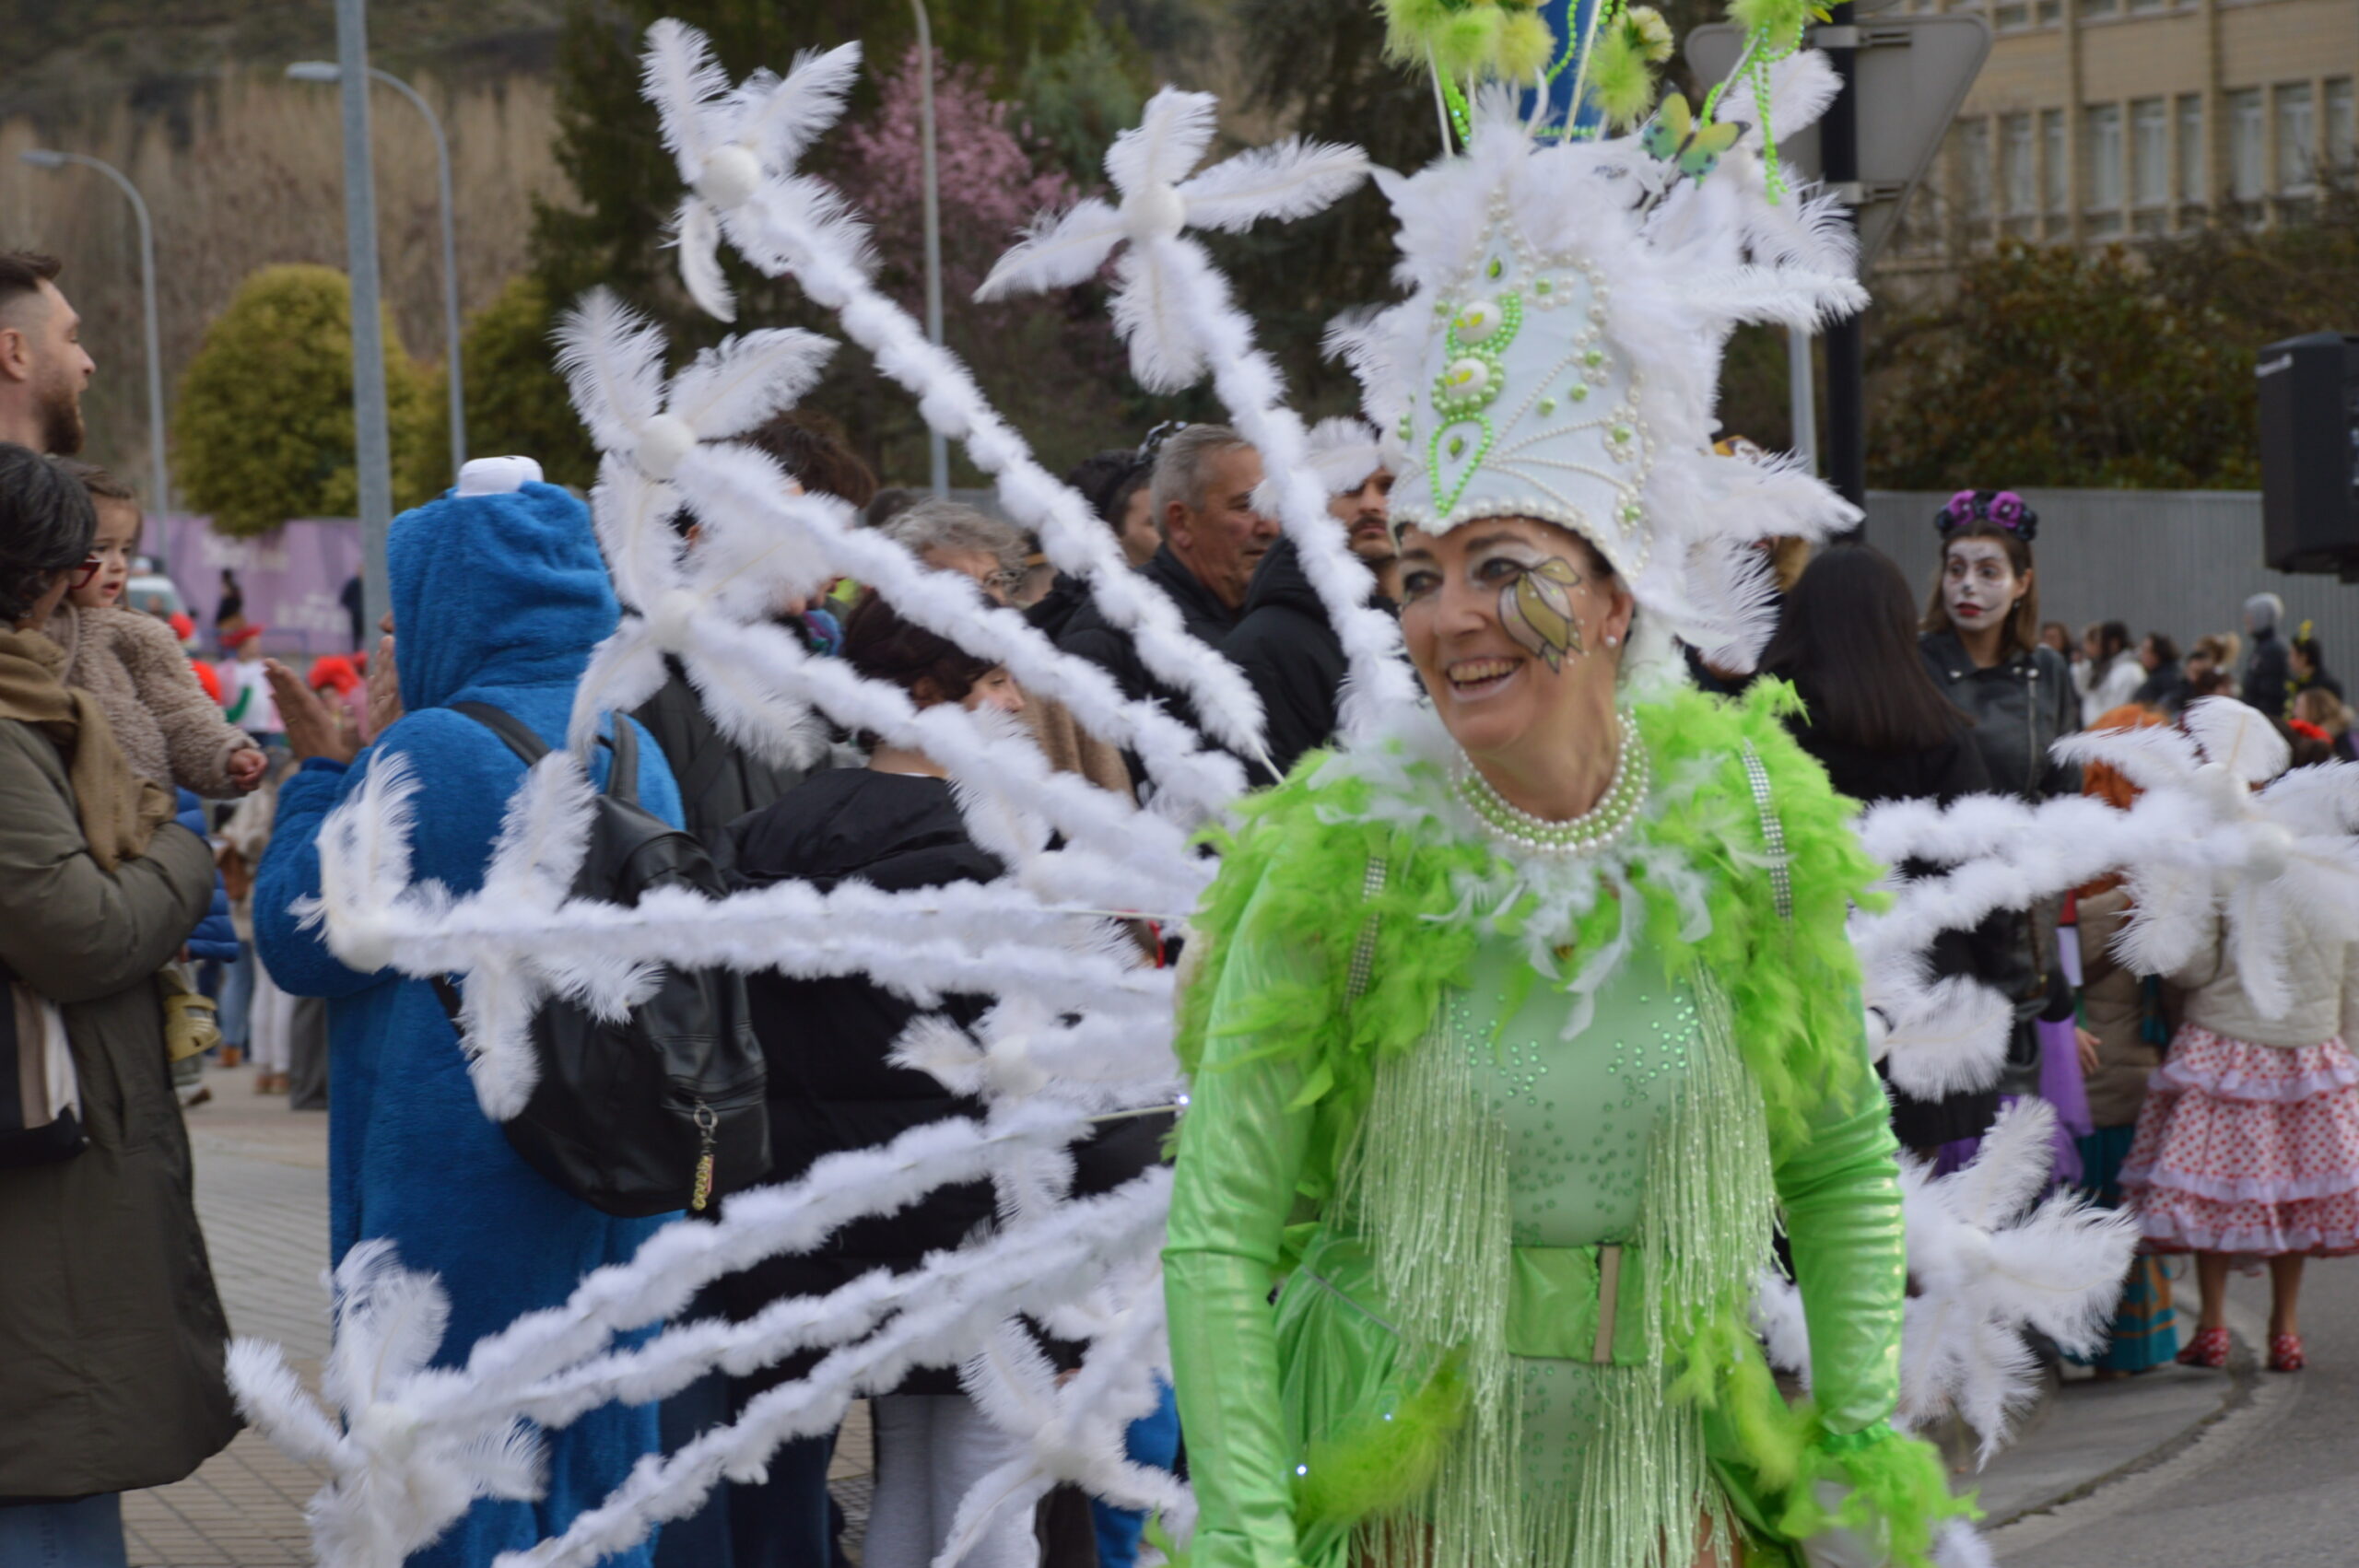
[{"left": 1686, "top": 10, "right": 1991, "bottom": 513}]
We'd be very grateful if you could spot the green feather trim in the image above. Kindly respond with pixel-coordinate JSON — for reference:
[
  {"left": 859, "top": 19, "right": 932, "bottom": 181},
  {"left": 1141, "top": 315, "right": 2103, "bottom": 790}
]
[
  {"left": 1777, "top": 1421, "right": 1981, "bottom": 1567},
  {"left": 1496, "top": 11, "right": 1556, "bottom": 79},
  {"left": 1292, "top": 1350, "right": 1471, "bottom": 1527},
  {"left": 1587, "top": 28, "right": 1655, "bottom": 129},
  {"left": 1179, "top": 682, "right": 1884, "bottom": 1195},
  {"left": 1729, "top": 0, "right": 1813, "bottom": 43}
]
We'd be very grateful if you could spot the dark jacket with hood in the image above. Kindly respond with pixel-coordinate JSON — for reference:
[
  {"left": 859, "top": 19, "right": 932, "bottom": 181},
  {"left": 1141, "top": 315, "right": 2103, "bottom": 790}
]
[
  {"left": 2243, "top": 627, "right": 2291, "bottom": 719},
  {"left": 256, "top": 481, "right": 682, "bottom": 1568},
  {"left": 719, "top": 769, "right": 1001, "bottom": 1396},
  {"left": 1223, "top": 536, "right": 1385, "bottom": 785},
  {"left": 1054, "top": 544, "right": 1238, "bottom": 713}
]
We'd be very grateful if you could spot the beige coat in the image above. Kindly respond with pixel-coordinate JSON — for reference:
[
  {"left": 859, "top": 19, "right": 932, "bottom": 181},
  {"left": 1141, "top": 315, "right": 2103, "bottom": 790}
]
[
  {"left": 2172, "top": 905, "right": 2359, "bottom": 1048},
  {"left": 52, "top": 603, "right": 253, "bottom": 797},
  {"left": 2076, "top": 886, "right": 2167, "bottom": 1128}
]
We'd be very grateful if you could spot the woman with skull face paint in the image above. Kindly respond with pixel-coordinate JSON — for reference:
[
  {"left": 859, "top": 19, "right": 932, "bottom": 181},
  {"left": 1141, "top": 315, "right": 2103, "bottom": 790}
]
[{"left": 1919, "top": 491, "right": 2083, "bottom": 1122}]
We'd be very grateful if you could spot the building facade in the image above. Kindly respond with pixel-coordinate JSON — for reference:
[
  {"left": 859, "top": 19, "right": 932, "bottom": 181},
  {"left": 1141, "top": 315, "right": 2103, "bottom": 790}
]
[{"left": 1883, "top": 0, "right": 2358, "bottom": 271}]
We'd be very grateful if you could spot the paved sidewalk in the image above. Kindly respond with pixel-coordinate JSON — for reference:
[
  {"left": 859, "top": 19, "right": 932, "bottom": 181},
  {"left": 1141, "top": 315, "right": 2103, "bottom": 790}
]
[{"left": 126, "top": 1060, "right": 874, "bottom": 1566}]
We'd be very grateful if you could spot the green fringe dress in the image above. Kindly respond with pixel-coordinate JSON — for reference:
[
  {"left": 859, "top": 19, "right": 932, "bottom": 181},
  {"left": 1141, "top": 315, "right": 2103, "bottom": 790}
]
[{"left": 1166, "top": 684, "right": 1972, "bottom": 1568}]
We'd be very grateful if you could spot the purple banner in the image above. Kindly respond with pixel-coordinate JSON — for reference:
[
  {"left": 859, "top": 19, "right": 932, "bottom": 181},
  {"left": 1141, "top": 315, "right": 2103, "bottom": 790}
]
[{"left": 152, "top": 515, "right": 365, "bottom": 659}]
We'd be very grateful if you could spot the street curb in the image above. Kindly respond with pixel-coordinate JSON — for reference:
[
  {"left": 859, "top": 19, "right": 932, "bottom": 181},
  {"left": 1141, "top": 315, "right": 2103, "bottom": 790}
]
[{"left": 1981, "top": 1346, "right": 2254, "bottom": 1528}]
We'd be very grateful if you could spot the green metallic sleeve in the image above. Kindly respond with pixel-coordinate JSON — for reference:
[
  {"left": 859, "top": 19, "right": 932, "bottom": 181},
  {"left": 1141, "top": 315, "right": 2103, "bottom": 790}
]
[
  {"left": 1163, "top": 884, "right": 1325, "bottom": 1568},
  {"left": 1773, "top": 1000, "right": 1907, "bottom": 1437}
]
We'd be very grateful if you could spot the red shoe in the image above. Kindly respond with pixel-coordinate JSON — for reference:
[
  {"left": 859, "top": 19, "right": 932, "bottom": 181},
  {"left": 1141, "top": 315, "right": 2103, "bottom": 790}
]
[
  {"left": 2177, "top": 1327, "right": 2231, "bottom": 1368},
  {"left": 2268, "top": 1333, "right": 2306, "bottom": 1373}
]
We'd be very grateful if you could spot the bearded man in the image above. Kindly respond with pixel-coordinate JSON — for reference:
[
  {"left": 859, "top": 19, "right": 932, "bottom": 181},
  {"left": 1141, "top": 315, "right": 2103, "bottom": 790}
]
[{"left": 0, "top": 252, "right": 96, "bottom": 455}]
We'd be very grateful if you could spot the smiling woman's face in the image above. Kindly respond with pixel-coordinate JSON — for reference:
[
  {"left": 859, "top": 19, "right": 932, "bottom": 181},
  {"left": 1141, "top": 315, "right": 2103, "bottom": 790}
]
[{"left": 1396, "top": 517, "right": 1634, "bottom": 761}]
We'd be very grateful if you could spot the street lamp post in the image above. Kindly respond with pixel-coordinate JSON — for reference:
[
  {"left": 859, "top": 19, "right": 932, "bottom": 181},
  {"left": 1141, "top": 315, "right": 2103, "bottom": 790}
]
[
  {"left": 910, "top": 0, "right": 948, "bottom": 497},
  {"left": 18, "top": 148, "right": 170, "bottom": 514},
  {"left": 328, "top": 0, "right": 395, "bottom": 640},
  {"left": 289, "top": 58, "right": 466, "bottom": 480}
]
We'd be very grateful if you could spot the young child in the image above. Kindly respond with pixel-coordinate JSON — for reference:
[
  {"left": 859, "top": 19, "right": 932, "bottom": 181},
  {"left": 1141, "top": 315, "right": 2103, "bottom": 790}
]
[
  {"left": 220, "top": 626, "right": 281, "bottom": 751},
  {"left": 53, "top": 463, "right": 265, "bottom": 796}
]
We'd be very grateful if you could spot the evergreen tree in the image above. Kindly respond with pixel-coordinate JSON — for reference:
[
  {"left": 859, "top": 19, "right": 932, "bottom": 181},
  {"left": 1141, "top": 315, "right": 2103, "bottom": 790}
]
[{"left": 450, "top": 274, "right": 600, "bottom": 491}]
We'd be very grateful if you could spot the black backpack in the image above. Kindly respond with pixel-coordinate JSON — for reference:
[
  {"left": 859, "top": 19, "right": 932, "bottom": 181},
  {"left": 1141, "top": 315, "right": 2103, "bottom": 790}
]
[{"left": 432, "top": 702, "right": 769, "bottom": 1218}]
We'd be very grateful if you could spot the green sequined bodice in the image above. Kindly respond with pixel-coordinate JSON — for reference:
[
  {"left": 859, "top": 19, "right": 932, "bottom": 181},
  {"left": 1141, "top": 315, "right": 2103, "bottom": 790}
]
[{"left": 1455, "top": 939, "right": 1706, "bottom": 1249}]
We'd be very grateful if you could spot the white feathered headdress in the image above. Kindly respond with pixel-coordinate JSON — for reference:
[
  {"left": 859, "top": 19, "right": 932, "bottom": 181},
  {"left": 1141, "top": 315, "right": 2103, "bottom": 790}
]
[{"left": 1369, "top": 60, "right": 1866, "bottom": 669}]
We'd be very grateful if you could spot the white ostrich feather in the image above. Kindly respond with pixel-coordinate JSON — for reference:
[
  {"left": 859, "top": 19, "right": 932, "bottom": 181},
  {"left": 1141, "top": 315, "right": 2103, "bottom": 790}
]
[
  {"left": 1179, "top": 136, "right": 1370, "bottom": 229},
  {"left": 673, "top": 196, "right": 734, "bottom": 322},
  {"left": 552, "top": 288, "right": 669, "bottom": 454},
  {"left": 663, "top": 328, "right": 836, "bottom": 439},
  {"left": 738, "top": 43, "right": 863, "bottom": 171},
  {"left": 641, "top": 18, "right": 729, "bottom": 180}
]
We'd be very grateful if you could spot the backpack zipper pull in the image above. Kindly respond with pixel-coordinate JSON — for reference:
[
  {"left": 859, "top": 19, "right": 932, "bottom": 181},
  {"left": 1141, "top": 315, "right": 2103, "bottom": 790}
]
[{"left": 690, "top": 1101, "right": 719, "bottom": 1212}]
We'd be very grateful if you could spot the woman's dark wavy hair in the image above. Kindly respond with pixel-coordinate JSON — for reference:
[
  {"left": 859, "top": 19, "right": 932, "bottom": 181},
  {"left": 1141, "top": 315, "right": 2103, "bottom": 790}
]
[
  {"left": 840, "top": 591, "right": 996, "bottom": 710},
  {"left": 1763, "top": 544, "right": 1970, "bottom": 754},
  {"left": 0, "top": 443, "right": 96, "bottom": 624}
]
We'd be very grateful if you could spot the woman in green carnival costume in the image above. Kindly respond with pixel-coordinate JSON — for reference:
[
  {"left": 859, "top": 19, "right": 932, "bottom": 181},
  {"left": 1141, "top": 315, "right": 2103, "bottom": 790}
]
[{"left": 1163, "top": 9, "right": 1973, "bottom": 1566}]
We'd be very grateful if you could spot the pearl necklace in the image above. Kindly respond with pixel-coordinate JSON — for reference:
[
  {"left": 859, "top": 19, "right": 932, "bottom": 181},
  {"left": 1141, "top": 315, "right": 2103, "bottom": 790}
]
[{"left": 1453, "top": 713, "right": 1649, "bottom": 860}]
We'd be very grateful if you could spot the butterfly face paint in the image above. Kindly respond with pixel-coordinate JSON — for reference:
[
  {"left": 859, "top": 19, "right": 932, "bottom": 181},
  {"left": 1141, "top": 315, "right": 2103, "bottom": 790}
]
[{"left": 1498, "top": 555, "right": 1588, "bottom": 672}]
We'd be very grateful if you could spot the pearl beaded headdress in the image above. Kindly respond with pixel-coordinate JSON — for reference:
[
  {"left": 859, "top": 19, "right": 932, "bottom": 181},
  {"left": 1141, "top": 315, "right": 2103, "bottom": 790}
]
[{"left": 1367, "top": 74, "right": 1875, "bottom": 669}]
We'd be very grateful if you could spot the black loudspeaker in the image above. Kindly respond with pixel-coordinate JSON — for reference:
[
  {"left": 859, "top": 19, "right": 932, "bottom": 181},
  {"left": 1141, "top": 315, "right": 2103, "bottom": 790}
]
[{"left": 2258, "top": 332, "right": 2359, "bottom": 575}]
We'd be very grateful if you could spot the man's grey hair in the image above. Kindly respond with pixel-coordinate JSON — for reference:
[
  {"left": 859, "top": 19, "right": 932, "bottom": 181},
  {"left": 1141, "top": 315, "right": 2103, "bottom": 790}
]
[
  {"left": 1148, "top": 424, "right": 1251, "bottom": 539},
  {"left": 881, "top": 497, "right": 1028, "bottom": 586}
]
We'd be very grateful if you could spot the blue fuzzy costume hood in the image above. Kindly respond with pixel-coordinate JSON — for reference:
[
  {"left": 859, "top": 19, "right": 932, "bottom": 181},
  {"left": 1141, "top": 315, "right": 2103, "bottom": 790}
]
[
  {"left": 390, "top": 480, "right": 618, "bottom": 710},
  {"left": 255, "top": 478, "right": 680, "bottom": 1568}
]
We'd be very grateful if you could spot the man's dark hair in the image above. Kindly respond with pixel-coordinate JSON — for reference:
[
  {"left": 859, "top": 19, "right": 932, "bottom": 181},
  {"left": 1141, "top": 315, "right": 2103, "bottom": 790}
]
[
  {"left": 1064, "top": 449, "right": 1152, "bottom": 535},
  {"left": 2097, "top": 620, "right": 2130, "bottom": 660},
  {"left": 0, "top": 252, "right": 61, "bottom": 318},
  {"left": 1763, "top": 544, "right": 1970, "bottom": 754},
  {"left": 0, "top": 443, "right": 98, "bottom": 623}
]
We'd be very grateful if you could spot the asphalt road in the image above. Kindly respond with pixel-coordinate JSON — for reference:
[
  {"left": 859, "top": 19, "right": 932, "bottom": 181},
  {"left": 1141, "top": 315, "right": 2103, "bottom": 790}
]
[{"left": 1989, "top": 1254, "right": 2359, "bottom": 1568}]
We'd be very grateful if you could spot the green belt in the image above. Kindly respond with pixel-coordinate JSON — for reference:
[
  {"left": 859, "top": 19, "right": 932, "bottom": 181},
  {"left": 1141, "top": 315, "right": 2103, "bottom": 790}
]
[
  {"left": 1292, "top": 1231, "right": 1653, "bottom": 1367},
  {"left": 1506, "top": 1241, "right": 1652, "bottom": 1366}
]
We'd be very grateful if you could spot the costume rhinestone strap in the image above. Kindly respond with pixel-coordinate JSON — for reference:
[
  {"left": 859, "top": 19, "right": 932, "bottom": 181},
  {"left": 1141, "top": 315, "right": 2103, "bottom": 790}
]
[
  {"left": 1346, "top": 855, "right": 1389, "bottom": 1003},
  {"left": 1739, "top": 740, "right": 1792, "bottom": 925}
]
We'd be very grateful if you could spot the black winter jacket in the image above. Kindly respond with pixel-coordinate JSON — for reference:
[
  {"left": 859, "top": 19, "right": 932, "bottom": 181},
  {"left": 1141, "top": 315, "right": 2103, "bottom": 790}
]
[
  {"left": 1222, "top": 537, "right": 1386, "bottom": 785},
  {"left": 633, "top": 656, "right": 824, "bottom": 848},
  {"left": 719, "top": 768, "right": 1003, "bottom": 1395},
  {"left": 1054, "top": 544, "right": 1238, "bottom": 712},
  {"left": 2130, "top": 660, "right": 2188, "bottom": 717},
  {"left": 2243, "top": 629, "right": 2291, "bottom": 719}
]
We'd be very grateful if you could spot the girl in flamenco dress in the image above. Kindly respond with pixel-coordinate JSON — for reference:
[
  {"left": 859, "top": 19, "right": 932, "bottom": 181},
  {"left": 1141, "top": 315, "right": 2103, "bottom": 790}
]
[{"left": 2122, "top": 776, "right": 2359, "bottom": 1374}]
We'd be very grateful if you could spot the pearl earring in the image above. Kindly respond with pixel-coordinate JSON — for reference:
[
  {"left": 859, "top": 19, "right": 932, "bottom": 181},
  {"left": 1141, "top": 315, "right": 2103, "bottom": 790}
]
[{"left": 1604, "top": 633, "right": 1620, "bottom": 648}]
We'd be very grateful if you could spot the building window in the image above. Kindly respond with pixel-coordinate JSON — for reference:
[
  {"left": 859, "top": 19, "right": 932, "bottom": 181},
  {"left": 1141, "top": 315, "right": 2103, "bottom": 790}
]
[
  {"left": 2229, "top": 89, "right": 2265, "bottom": 203},
  {"left": 1994, "top": 0, "right": 2031, "bottom": 30},
  {"left": 2277, "top": 83, "right": 2316, "bottom": 193},
  {"left": 2042, "top": 108, "right": 2069, "bottom": 217},
  {"left": 1958, "top": 119, "right": 1993, "bottom": 231},
  {"left": 2128, "top": 0, "right": 2168, "bottom": 13},
  {"left": 2177, "top": 94, "right": 2205, "bottom": 205},
  {"left": 2036, "top": 0, "right": 2062, "bottom": 22},
  {"left": 2130, "top": 98, "right": 2168, "bottom": 231},
  {"left": 2002, "top": 112, "right": 2036, "bottom": 223},
  {"left": 2084, "top": 103, "right": 2124, "bottom": 234},
  {"left": 2082, "top": 0, "right": 2119, "bottom": 13},
  {"left": 2330, "top": 78, "right": 2354, "bottom": 171}
]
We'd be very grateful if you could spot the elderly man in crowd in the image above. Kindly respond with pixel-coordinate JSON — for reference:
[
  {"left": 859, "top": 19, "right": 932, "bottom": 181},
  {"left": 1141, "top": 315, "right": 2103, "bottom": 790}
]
[{"left": 1054, "top": 423, "right": 1274, "bottom": 710}]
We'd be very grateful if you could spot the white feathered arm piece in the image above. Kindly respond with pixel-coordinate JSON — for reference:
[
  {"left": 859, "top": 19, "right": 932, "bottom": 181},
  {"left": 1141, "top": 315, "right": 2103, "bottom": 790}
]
[
  {"left": 636, "top": 22, "right": 1274, "bottom": 766},
  {"left": 1752, "top": 1101, "right": 2140, "bottom": 1463}
]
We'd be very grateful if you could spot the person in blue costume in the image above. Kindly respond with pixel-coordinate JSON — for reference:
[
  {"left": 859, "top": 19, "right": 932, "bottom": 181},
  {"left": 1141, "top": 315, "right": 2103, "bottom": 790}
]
[{"left": 254, "top": 461, "right": 684, "bottom": 1568}]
